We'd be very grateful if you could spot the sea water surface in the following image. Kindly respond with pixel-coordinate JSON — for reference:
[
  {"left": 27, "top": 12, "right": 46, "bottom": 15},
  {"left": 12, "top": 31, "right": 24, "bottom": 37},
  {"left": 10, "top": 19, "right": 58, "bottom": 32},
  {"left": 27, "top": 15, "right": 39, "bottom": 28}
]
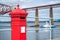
[{"left": 0, "top": 22, "right": 60, "bottom": 40}]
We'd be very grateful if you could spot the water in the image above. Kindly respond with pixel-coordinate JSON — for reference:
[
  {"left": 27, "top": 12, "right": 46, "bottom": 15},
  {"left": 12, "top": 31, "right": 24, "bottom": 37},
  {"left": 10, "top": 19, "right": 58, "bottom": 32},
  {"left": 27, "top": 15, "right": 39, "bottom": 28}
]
[
  {"left": 27, "top": 21, "right": 60, "bottom": 26},
  {"left": 0, "top": 28, "right": 60, "bottom": 40},
  {"left": 0, "top": 21, "right": 60, "bottom": 27},
  {"left": 0, "top": 22, "right": 60, "bottom": 40},
  {"left": 27, "top": 28, "right": 60, "bottom": 40}
]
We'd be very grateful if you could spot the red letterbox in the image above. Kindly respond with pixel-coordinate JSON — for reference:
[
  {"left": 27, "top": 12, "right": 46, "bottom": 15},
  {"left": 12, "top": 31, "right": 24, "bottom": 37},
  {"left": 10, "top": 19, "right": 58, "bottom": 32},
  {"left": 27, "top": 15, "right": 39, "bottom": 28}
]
[{"left": 9, "top": 5, "right": 28, "bottom": 40}]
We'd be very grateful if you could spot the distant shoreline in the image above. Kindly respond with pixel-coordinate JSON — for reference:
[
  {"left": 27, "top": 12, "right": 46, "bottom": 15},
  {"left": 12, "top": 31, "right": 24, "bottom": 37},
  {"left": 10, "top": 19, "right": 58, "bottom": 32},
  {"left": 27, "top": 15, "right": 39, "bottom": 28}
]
[
  {"left": 0, "top": 21, "right": 60, "bottom": 23},
  {"left": 27, "top": 19, "right": 60, "bottom": 22}
]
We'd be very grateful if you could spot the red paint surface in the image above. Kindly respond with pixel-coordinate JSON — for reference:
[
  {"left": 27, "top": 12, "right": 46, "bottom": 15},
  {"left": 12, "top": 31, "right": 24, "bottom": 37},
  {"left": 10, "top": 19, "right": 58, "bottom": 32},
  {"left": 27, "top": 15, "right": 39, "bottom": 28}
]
[{"left": 9, "top": 5, "right": 28, "bottom": 40}]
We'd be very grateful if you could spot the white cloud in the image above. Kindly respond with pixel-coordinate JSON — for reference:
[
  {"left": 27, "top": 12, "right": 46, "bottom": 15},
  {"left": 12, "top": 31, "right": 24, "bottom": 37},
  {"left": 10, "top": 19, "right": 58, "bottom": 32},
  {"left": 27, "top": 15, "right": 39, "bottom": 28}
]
[
  {"left": 20, "top": 0, "right": 24, "bottom": 1},
  {"left": 20, "top": 0, "right": 33, "bottom": 2},
  {"left": 1, "top": 0, "right": 17, "bottom": 3},
  {"left": 21, "top": 5, "right": 28, "bottom": 8},
  {"left": 34, "top": 0, "right": 60, "bottom": 6},
  {"left": 1, "top": 0, "right": 18, "bottom": 4},
  {"left": 48, "top": 1, "right": 60, "bottom": 4},
  {"left": 1, "top": 0, "right": 33, "bottom": 3}
]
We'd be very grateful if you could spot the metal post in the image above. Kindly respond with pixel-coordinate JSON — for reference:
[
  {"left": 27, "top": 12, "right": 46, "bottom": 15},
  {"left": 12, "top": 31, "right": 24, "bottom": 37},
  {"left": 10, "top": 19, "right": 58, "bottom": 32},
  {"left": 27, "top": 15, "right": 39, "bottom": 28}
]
[
  {"left": 36, "top": 29, "right": 39, "bottom": 40},
  {"left": 51, "top": 29, "right": 54, "bottom": 40},
  {"left": 35, "top": 8, "right": 39, "bottom": 27},
  {"left": 50, "top": 6, "right": 54, "bottom": 40},
  {"left": 50, "top": 28, "right": 54, "bottom": 40}
]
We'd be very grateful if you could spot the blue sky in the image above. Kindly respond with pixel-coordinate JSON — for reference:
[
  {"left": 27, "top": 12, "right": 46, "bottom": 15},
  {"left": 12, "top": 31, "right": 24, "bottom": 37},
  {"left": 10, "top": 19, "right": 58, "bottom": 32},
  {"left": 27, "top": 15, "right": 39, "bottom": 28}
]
[{"left": 0, "top": 0, "right": 60, "bottom": 21}]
